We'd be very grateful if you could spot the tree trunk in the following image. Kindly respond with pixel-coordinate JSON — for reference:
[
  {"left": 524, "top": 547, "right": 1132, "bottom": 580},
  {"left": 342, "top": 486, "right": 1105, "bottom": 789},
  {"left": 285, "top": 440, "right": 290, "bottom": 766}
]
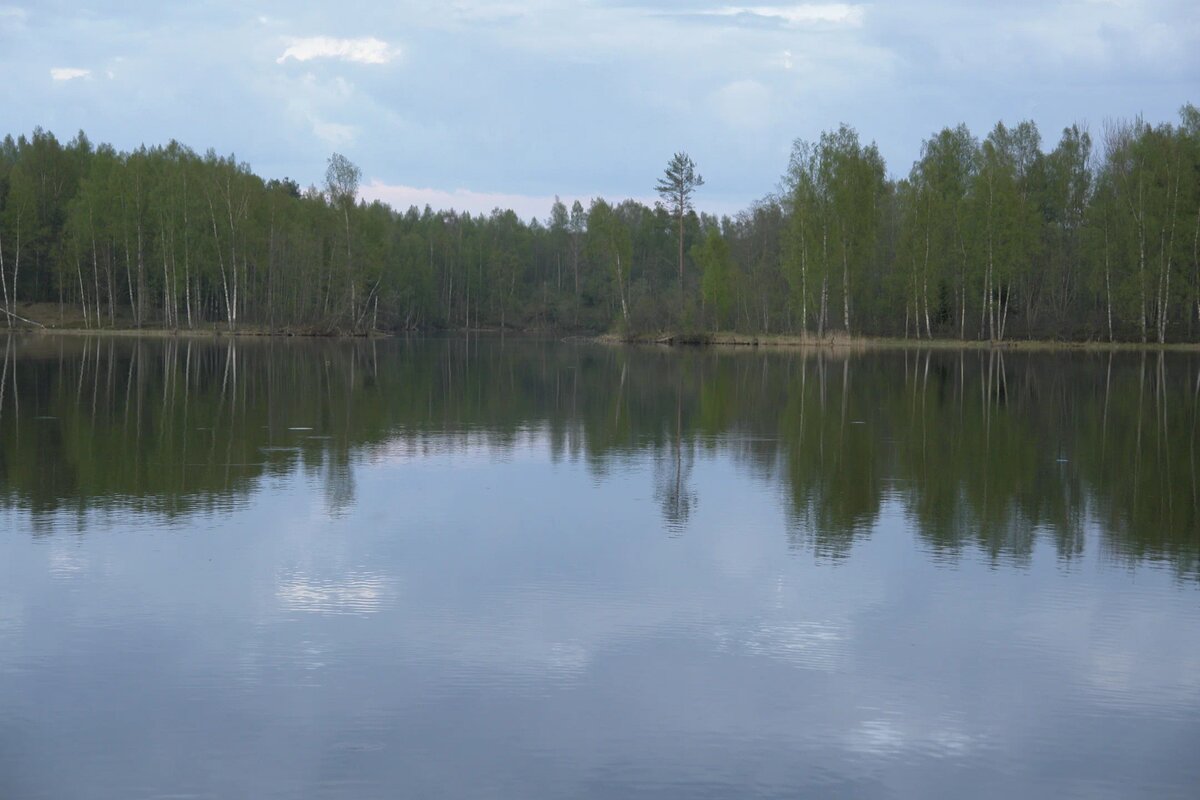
[
  {"left": 160, "top": 221, "right": 171, "bottom": 328},
  {"left": 617, "top": 251, "right": 629, "bottom": 326},
  {"left": 677, "top": 212, "right": 684, "bottom": 319},
  {"left": 0, "top": 223, "right": 9, "bottom": 328},
  {"left": 1157, "top": 162, "right": 1181, "bottom": 343},
  {"left": 90, "top": 225, "right": 102, "bottom": 329},
  {"left": 572, "top": 239, "right": 580, "bottom": 327},
  {"left": 344, "top": 205, "right": 354, "bottom": 328},
  {"left": 818, "top": 275, "right": 828, "bottom": 339},
  {"left": 10, "top": 218, "right": 20, "bottom": 327},
  {"left": 800, "top": 237, "right": 808, "bottom": 333},
  {"left": 228, "top": 198, "right": 239, "bottom": 332},
  {"left": 183, "top": 174, "right": 193, "bottom": 329},
  {"left": 105, "top": 242, "right": 115, "bottom": 325},
  {"left": 1192, "top": 199, "right": 1200, "bottom": 336},
  {"left": 123, "top": 211, "right": 136, "bottom": 327},
  {"left": 1104, "top": 216, "right": 1114, "bottom": 343},
  {"left": 841, "top": 233, "right": 851, "bottom": 333},
  {"left": 207, "top": 195, "right": 234, "bottom": 331},
  {"left": 76, "top": 255, "right": 89, "bottom": 329}
]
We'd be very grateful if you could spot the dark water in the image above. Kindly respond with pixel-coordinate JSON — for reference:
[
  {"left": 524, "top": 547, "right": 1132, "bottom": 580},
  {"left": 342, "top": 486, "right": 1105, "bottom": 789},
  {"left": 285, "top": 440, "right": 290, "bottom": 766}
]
[{"left": 1, "top": 335, "right": 1198, "bottom": 800}]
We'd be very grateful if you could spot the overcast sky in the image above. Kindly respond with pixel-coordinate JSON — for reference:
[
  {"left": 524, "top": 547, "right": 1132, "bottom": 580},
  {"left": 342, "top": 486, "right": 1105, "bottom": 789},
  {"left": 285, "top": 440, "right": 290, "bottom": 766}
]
[{"left": 3, "top": 1, "right": 1196, "bottom": 217}]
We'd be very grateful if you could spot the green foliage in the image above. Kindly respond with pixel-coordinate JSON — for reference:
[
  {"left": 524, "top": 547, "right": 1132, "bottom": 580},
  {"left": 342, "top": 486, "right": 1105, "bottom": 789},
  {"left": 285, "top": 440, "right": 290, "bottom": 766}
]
[
  {"left": 656, "top": 152, "right": 705, "bottom": 311},
  {"left": 783, "top": 126, "right": 886, "bottom": 335},
  {"left": 693, "top": 229, "right": 734, "bottom": 330},
  {"left": 585, "top": 199, "right": 633, "bottom": 329},
  {"left": 0, "top": 106, "right": 1198, "bottom": 340}
]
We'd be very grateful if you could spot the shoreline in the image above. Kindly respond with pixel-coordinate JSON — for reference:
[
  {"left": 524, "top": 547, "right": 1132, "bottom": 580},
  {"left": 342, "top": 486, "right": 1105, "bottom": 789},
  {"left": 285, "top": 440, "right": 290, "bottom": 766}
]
[
  {"left": 7, "top": 326, "right": 389, "bottom": 340},
  {"left": 597, "top": 331, "right": 1200, "bottom": 352},
  {"left": 5, "top": 325, "right": 1200, "bottom": 351}
]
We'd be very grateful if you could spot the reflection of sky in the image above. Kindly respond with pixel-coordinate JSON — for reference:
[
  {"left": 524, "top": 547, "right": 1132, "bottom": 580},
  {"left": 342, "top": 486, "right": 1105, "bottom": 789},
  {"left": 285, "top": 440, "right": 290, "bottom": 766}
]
[{"left": 1, "top": 436, "right": 1198, "bottom": 799}]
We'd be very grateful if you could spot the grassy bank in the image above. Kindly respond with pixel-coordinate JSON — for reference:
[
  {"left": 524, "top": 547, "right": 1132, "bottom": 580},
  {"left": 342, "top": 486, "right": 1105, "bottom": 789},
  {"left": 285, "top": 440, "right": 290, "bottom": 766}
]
[
  {"left": 7, "top": 303, "right": 1200, "bottom": 350},
  {"left": 0, "top": 304, "right": 387, "bottom": 338}
]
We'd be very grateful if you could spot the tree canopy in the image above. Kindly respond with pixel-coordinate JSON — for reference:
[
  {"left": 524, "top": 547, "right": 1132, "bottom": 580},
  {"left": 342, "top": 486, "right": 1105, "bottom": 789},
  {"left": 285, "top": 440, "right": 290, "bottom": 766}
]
[{"left": 0, "top": 105, "right": 1198, "bottom": 341}]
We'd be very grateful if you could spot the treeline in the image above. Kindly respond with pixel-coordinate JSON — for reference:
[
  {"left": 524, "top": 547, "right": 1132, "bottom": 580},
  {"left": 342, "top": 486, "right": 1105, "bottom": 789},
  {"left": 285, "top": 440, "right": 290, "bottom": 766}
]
[{"left": 0, "top": 104, "right": 1197, "bottom": 340}]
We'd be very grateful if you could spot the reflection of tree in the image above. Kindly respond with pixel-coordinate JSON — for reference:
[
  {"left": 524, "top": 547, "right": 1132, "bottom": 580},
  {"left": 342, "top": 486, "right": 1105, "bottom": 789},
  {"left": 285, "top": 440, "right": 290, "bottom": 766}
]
[
  {"left": 0, "top": 335, "right": 1196, "bottom": 579},
  {"left": 323, "top": 460, "right": 356, "bottom": 518},
  {"left": 0, "top": 337, "right": 9, "bottom": 428},
  {"left": 1084, "top": 352, "right": 1199, "bottom": 578},
  {"left": 653, "top": 378, "right": 696, "bottom": 535},
  {"left": 780, "top": 353, "right": 880, "bottom": 559}
]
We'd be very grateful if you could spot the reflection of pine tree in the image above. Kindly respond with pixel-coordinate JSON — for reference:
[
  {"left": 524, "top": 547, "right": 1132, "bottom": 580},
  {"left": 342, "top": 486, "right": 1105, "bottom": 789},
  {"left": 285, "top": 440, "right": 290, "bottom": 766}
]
[
  {"left": 653, "top": 438, "right": 696, "bottom": 537},
  {"left": 653, "top": 383, "right": 697, "bottom": 535}
]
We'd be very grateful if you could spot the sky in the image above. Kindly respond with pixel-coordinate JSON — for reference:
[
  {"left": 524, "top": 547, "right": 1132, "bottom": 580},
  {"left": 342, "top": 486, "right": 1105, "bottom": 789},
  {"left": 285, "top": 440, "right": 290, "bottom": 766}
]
[{"left": 2, "top": 1, "right": 1196, "bottom": 218}]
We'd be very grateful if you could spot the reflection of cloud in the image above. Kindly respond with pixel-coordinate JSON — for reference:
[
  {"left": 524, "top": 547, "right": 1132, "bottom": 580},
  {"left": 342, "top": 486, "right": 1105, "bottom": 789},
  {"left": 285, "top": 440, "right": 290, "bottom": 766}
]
[
  {"left": 742, "top": 619, "right": 845, "bottom": 670},
  {"left": 394, "top": 601, "right": 598, "bottom": 679},
  {"left": 379, "top": 588, "right": 700, "bottom": 682},
  {"left": 48, "top": 546, "right": 86, "bottom": 577},
  {"left": 1083, "top": 621, "right": 1200, "bottom": 712},
  {"left": 846, "top": 717, "right": 904, "bottom": 755},
  {"left": 276, "top": 570, "right": 391, "bottom": 616},
  {"left": 1018, "top": 589, "right": 1200, "bottom": 714},
  {"left": 0, "top": 595, "right": 22, "bottom": 638},
  {"left": 844, "top": 715, "right": 977, "bottom": 758},
  {"left": 365, "top": 429, "right": 556, "bottom": 465}
]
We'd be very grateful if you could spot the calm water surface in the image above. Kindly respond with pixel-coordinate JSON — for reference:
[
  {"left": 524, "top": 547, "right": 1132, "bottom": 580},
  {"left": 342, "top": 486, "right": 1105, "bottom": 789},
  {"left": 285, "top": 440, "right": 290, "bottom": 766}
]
[{"left": 1, "top": 335, "right": 1198, "bottom": 799}]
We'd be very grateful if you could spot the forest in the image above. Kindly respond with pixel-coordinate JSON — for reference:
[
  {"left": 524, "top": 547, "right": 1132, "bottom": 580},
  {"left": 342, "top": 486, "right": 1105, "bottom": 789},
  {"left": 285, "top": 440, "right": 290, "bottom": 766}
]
[{"left": 0, "top": 103, "right": 1197, "bottom": 342}]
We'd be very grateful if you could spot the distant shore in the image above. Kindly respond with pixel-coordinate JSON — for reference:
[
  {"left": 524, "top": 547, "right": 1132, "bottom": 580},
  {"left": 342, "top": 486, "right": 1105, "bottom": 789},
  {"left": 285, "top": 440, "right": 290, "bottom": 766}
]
[
  {"left": 10, "top": 326, "right": 384, "bottom": 339},
  {"left": 0, "top": 305, "right": 386, "bottom": 339},
  {"left": 598, "top": 331, "right": 1200, "bottom": 352},
  {"left": 6, "top": 320, "right": 1200, "bottom": 351}
]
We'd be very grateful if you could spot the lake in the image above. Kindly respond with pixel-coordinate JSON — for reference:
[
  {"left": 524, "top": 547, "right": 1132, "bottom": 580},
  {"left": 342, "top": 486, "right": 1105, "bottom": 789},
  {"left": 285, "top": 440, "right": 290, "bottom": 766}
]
[{"left": 0, "top": 335, "right": 1197, "bottom": 799}]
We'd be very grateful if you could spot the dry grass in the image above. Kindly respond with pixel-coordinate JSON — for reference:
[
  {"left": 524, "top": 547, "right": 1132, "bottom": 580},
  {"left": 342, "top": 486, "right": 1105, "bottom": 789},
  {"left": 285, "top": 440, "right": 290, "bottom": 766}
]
[{"left": 4, "top": 304, "right": 384, "bottom": 339}]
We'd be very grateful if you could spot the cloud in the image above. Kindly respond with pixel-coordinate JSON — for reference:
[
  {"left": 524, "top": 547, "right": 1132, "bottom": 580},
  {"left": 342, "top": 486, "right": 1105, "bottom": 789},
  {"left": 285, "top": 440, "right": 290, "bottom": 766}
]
[
  {"left": 445, "top": 1, "right": 535, "bottom": 24},
  {"left": 360, "top": 181, "right": 741, "bottom": 220},
  {"left": 50, "top": 67, "right": 90, "bottom": 81},
  {"left": 1013, "top": 0, "right": 1193, "bottom": 69},
  {"left": 262, "top": 69, "right": 365, "bottom": 147},
  {"left": 312, "top": 119, "right": 356, "bottom": 146},
  {"left": 360, "top": 180, "right": 572, "bottom": 219},
  {"left": 360, "top": 181, "right": 681, "bottom": 220},
  {"left": 5, "top": 0, "right": 1193, "bottom": 218},
  {"left": 276, "top": 36, "right": 400, "bottom": 65},
  {"left": 704, "top": 4, "right": 866, "bottom": 27},
  {"left": 711, "top": 79, "right": 773, "bottom": 131}
]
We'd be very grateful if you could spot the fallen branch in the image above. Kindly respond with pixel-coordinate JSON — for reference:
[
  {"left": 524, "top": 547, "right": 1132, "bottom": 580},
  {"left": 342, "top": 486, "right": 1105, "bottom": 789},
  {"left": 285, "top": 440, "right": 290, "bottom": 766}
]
[{"left": 0, "top": 307, "right": 46, "bottom": 328}]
